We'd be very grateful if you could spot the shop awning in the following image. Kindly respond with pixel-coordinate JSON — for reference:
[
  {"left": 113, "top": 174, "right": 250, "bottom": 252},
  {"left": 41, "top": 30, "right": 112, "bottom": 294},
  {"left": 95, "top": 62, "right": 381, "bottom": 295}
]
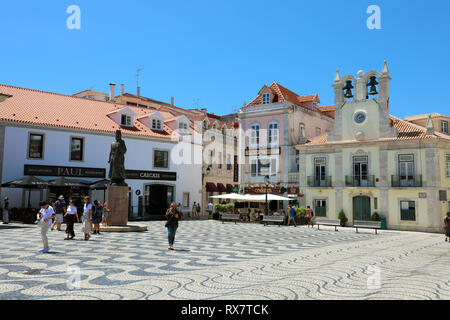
[
  {"left": 217, "top": 183, "right": 227, "bottom": 192},
  {"left": 205, "top": 182, "right": 218, "bottom": 192},
  {"left": 226, "top": 184, "right": 233, "bottom": 193},
  {"left": 89, "top": 179, "right": 110, "bottom": 190},
  {"left": 1, "top": 176, "right": 48, "bottom": 189},
  {"left": 48, "top": 177, "right": 90, "bottom": 188}
]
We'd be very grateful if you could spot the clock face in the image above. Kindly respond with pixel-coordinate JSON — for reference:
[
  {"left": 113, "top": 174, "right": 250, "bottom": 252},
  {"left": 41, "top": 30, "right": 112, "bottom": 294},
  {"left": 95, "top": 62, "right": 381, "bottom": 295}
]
[{"left": 353, "top": 110, "right": 368, "bottom": 125}]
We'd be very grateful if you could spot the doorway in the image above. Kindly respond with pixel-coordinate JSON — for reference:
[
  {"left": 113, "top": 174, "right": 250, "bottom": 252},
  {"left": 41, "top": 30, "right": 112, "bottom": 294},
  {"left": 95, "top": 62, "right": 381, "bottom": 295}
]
[
  {"left": 353, "top": 156, "right": 369, "bottom": 187},
  {"left": 353, "top": 196, "right": 371, "bottom": 221},
  {"left": 144, "top": 184, "right": 174, "bottom": 216}
]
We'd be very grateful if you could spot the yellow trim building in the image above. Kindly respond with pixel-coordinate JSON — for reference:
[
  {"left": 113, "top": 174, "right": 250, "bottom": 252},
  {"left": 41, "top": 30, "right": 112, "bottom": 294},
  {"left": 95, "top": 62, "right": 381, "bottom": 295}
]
[{"left": 296, "top": 62, "right": 450, "bottom": 232}]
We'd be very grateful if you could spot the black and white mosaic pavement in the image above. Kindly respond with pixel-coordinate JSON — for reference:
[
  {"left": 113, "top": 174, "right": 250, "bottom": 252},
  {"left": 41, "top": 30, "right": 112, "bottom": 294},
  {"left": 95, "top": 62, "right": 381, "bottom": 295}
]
[{"left": 0, "top": 221, "right": 449, "bottom": 299}]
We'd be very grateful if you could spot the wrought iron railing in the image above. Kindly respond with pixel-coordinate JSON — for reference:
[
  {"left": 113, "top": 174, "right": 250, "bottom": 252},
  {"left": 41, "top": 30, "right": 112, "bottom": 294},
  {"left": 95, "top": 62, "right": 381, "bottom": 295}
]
[
  {"left": 391, "top": 175, "right": 422, "bottom": 187},
  {"left": 345, "top": 175, "right": 375, "bottom": 187},
  {"left": 307, "top": 176, "right": 332, "bottom": 187}
]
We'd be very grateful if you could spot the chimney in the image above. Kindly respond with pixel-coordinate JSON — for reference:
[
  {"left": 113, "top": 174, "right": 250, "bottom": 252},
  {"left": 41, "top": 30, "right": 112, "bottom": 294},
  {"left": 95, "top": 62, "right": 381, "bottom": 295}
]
[
  {"left": 120, "top": 84, "right": 125, "bottom": 96},
  {"left": 109, "top": 83, "right": 116, "bottom": 102},
  {"left": 171, "top": 97, "right": 174, "bottom": 106},
  {"left": 137, "top": 86, "right": 140, "bottom": 97}
]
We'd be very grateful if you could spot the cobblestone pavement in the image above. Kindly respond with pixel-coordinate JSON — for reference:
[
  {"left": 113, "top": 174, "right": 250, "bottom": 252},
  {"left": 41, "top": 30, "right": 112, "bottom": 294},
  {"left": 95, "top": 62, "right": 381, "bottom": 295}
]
[{"left": 0, "top": 221, "right": 449, "bottom": 300}]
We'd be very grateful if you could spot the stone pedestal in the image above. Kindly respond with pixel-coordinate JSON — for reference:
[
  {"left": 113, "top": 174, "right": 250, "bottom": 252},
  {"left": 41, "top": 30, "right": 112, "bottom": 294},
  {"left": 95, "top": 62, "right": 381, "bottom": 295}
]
[{"left": 107, "top": 185, "right": 129, "bottom": 226}]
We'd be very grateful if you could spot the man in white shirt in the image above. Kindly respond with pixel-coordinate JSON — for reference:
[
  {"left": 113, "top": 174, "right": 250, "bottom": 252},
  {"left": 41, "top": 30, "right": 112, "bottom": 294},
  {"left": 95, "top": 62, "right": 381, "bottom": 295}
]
[
  {"left": 36, "top": 201, "right": 55, "bottom": 253},
  {"left": 208, "top": 202, "right": 214, "bottom": 217}
]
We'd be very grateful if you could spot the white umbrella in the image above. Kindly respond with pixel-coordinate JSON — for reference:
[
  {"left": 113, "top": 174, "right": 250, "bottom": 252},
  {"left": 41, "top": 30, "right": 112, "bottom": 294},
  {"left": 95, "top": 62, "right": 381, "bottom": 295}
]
[
  {"left": 247, "top": 194, "right": 292, "bottom": 201},
  {"left": 210, "top": 193, "right": 248, "bottom": 200}
]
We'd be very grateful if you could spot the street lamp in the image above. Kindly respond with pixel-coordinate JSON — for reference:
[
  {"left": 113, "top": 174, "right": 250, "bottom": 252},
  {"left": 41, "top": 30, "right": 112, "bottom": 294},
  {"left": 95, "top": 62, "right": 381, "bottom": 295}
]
[{"left": 264, "top": 175, "right": 270, "bottom": 216}]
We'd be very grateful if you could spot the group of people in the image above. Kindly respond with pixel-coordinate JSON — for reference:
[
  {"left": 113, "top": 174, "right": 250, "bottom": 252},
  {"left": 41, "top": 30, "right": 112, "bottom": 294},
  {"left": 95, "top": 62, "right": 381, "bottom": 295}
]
[{"left": 36, "top": 195, "right": 110, "bottom": 253}]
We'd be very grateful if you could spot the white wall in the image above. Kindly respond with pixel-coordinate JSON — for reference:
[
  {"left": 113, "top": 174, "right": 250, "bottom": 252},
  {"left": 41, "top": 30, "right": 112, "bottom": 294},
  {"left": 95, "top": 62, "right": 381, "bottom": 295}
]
[{"left": 0, "top": 125, "right": 202, "bottom": 215}]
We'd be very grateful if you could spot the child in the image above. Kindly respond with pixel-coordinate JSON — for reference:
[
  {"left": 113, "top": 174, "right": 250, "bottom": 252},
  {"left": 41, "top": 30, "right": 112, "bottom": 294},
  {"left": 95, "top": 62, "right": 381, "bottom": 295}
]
[
  {"left": 36, "top": 201, "right": 56, "bottom": 253},
  {"left": 102, "top": 202, "right": 110, "bottom": 226}
]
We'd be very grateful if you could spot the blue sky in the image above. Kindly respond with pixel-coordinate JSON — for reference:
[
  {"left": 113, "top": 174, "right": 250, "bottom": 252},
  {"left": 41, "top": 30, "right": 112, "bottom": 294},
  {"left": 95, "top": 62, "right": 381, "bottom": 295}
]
[{"left": 0, "top": 0, "right": 449, "bottom": 117}]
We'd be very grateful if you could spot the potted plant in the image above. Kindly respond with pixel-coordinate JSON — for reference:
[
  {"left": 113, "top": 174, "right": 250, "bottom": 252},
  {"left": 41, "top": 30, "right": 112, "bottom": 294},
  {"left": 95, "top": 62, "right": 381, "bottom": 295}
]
[
  {"left": 338, "top": 209, "right": 348, "bottom": 227},
  {"left": 371, "top": 212, "right": 381, "bottom": 221},
  {"left": 294, "top": 206, "right": 307, "bottom": 224}
]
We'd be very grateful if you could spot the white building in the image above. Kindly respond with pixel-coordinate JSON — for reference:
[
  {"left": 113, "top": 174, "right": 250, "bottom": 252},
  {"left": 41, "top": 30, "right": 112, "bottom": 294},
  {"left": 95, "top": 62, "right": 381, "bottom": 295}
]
[{"left": 0, "top": 84, "right": 202, "bottom": 218}]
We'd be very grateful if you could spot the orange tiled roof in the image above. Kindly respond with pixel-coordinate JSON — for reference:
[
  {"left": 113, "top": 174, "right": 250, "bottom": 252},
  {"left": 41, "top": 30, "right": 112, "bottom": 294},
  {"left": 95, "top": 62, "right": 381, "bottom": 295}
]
[
  {"left": 304, "top": 115, "right": 450, "bottom": 146},
  {"left": 316, "top": 105, "right": 335, "bottom": 119},
  {"left": 0, "top": 84, "right": 184, "bottom": 139},
  {"left": 247, "top": 82, "right": 320, "bottom": 108}
]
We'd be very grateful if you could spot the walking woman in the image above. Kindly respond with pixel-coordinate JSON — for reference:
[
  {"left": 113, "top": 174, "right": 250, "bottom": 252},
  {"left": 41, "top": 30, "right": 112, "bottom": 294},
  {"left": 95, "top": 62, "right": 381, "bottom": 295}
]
[
  {"left": 81, "top": 196, "right": 93, "bottom": 241},
  {"left": 165, "top": 202, "right": 180, "bottom": 250},
  {"left": 36, "top": 201, "right": 56, "bottom": 253},
  {"left": 444, "top": 212, "right": 450, "bottom": 243},
  {"left": 64, "top": 199, "right": 79, "bottom": 240}
]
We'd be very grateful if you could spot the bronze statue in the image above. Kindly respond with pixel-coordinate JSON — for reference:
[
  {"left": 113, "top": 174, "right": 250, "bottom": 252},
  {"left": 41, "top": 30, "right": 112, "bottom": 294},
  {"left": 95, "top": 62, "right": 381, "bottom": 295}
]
[{"left": 108, "top": 130, "right": 127, "bottom": 186}]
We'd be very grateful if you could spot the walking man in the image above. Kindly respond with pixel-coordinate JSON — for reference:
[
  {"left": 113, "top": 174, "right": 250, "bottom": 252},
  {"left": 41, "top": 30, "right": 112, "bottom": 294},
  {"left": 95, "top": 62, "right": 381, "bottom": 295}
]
[
  {"left": 306, "top": 205, "right": 314, "bottom": 228},
  {"left": 2, "top": 197, "right": 9, "bottom": 224},
  {"left": 51, "top": 195, "right": 66, "bottom": 231},
  {"left": 36, "top": 201, "right": 56, "bottom": 253},
  {"left": 208, "top": 201, "right": 213, "bottom": 218},
  {"left": 287, "top": 205, "right": 297, "bottom": 227}
]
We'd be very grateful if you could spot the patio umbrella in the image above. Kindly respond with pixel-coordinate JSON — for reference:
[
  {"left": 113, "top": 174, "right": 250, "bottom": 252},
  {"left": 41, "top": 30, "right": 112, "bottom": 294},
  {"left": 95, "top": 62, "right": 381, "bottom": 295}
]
[
  {"left": 89, "top": 179, "right": 110, "bottom": 202},
  {"left": 48, "top": 177, "right": 90, "bottom": 188},
  {"left": 1, "top": 176, "right": 48, "bottom": 208}
]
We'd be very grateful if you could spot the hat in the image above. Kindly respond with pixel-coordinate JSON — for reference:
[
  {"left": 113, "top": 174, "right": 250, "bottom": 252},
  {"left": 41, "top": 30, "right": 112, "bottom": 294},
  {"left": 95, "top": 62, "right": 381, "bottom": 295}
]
[
  {"left": 4, "top": 197, "right": 8, "bottom": 200},
  {"left": 103, "top": 202, "right": 108, "bottom": 207},
  {"left": 58, "top": 195, "right": 64, "bottom": 200}
]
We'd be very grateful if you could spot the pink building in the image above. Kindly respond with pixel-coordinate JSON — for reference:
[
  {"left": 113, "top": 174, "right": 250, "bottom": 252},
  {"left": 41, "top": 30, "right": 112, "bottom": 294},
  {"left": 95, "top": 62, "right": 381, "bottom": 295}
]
[{"left": 238, "top": 81, "right": 334, "bottom": 207}]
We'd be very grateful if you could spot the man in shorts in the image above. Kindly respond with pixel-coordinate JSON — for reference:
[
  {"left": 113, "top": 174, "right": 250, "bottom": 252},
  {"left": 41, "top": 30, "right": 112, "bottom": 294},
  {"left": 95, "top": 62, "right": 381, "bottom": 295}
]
[
  {"left": 51, "top": 195, "right": 66, "bottom": 231},
  {"left": 287, "top": 205, "right": 297, "bottom": 227}
]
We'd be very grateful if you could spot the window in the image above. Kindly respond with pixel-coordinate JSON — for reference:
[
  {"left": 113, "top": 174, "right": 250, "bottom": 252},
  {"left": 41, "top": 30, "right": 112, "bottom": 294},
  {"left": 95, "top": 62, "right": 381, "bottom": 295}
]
[
  {"left": 70, "top": 137, "right": 84, "bottom": 161},
  {"left": 227, "top": 154, "right": 232, "bottom": 170},
  {"left": 183, "top": 193, "right": 190, "bottom": 208},
  {"left": 152, "top": 119, "right": 162, "bottom": 130},
  {"left": 258, "top": 158, "right": 270, "bottom": 175},
  {"left": 178, "top": 122, "right": 188, "bottom": 131},
  {"left": 121, "top": 114, "right": 133, "bottom": 126},
  {"left": 295, "top": 150, "right": 300, "bottom": 171},
  {"left": 314, "top": 200, "right": 327, "bottom": 217},
  {"left": 154, "top": 150, "right": 169, "bottom": 168},
  {"left": 268, "top": 122, "right": 279, "bottom": 146},
  {"left": 446, "top": 154, "right": 450, "bottom": 177},
  {"left": 398, "top": 154, "right": 415, "bottom": 185},
  {"left": 270, "top": 158, "right": 277, "bottom": 176},
  {"left": 441, "top": 120, "right": 449, "bottom": 134},
  {"left": 126, "top": 102, "right": 137, "bottom": 106},
  {"left": 208, "top": 150, "right": 214, "bottom": 165},
  {"left": 250, "top": 124, "right": 260, "bottom": 147},
  {"left": 400, "top": 201, "right": 416, "bottom": 221},
  {"left": 28, "top": 133, "right": 44, "bottom": 159},
  {"left": 315, "top": 127, "right": 322, "bottom": 136},
  {"left": 314, "top": 157, "right": 327, "bottom": 182},
  {"left": 218, "top": 152, "right": 222, "bottom": 169},
  {"left": 251, "top": 160, "right": 257, "bottom": 177},
  {"left": 262, "top": 93, "right": 270, "bottom": 104}
]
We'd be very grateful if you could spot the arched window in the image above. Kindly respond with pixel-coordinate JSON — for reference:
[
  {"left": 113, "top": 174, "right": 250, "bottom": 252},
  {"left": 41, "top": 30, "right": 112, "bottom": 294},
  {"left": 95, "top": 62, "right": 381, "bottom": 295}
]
[
  {"left": 268, "top": 122, "right": 279, "bottom": 147},
  {"left": 299, "top": 123, "right": 306, "bottom": 143}
]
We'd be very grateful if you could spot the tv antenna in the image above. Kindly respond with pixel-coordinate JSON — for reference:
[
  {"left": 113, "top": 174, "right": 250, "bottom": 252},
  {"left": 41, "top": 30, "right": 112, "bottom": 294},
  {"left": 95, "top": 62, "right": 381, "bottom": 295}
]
[
  {"left": 136, "top": 68, "right": 144, "bottom": 88},
  {"left": 193, "top": 98, "right": 201, "bottom": 109}
]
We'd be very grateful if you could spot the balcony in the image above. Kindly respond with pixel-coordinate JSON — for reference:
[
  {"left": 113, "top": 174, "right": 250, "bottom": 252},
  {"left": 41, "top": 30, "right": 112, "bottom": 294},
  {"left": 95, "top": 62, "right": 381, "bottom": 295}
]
[
  {"left": 391, "top": 175, "right": 422, "bottom": 187},
  {"left": 307, "top": 176, "right": 332, "bottom": 187},
  {"left": 345, "top": 175, "right": 375, "bottom": 187}
]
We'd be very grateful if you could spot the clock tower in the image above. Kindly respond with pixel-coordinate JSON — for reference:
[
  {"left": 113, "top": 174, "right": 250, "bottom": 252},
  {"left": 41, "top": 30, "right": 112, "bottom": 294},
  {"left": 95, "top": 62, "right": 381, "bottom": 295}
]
[{"left": 327, "top": 61, "right": 397, "bottom": 142}]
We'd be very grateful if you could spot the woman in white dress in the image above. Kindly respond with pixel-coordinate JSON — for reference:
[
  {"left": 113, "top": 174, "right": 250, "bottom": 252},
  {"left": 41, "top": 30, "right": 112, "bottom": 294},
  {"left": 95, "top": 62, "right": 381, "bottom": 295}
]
[
  {"left": 82, "top": 196, "right": 92, "bottom": 241},
  {"left": 65, "top": 199, "right": 79, "bottom": 240}
]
